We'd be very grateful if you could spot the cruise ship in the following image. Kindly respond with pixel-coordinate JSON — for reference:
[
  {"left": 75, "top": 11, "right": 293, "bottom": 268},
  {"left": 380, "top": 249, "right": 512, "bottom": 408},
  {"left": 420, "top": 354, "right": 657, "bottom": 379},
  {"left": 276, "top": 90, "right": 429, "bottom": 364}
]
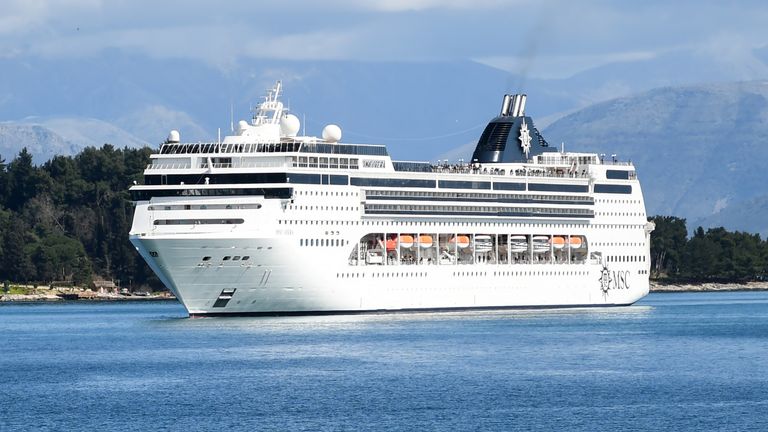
[{"left": 129, "top": 82, "right": 654, "bottom": 316}]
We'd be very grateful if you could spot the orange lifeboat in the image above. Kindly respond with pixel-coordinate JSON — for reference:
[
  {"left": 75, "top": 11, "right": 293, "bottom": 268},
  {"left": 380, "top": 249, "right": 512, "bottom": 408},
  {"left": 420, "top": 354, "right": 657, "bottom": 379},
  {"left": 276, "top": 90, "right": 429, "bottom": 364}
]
[
  {"left": 399, "top": 235, "right": 414, "bottom": 249},
  {"left": 551, "top": 236, "right": 566, "bottom": 249},
  {"left": 385, "top": 239, "right": 397, "bottom": 251},
  {"left": 418, "top": 235, "right": 433, "bottom": 248},
  {"left": 569, "top": 236, "right": 584, "bottom": 249},
  {"left": 450, "top": 235, "right": 471, "bottom": 249}
]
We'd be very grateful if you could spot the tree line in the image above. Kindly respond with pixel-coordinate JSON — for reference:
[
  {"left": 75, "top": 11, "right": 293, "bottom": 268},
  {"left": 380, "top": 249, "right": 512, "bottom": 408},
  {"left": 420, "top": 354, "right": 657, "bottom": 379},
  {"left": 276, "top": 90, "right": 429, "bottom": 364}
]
[
  {"left": 0, "top": 146, "right": 766, "bottom": 290},
  {"left": 650, "top": 216, "right": 768, "bottom": 281},
  {"left": 0, "top": 145, "right": 158, "bottom": 290}
]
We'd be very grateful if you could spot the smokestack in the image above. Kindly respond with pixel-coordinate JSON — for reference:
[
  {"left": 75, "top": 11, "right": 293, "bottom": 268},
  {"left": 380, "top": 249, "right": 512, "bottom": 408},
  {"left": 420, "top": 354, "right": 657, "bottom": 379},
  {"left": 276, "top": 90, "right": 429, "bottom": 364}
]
[
  {"left": 518, "top": 94, "right": 527, "bottom": 117},
  {"left": 511, "top": 95, "right": 522, "bottom": 117},
  {"left": 500, "top": 94, "right": 512, "bottom": 116}
]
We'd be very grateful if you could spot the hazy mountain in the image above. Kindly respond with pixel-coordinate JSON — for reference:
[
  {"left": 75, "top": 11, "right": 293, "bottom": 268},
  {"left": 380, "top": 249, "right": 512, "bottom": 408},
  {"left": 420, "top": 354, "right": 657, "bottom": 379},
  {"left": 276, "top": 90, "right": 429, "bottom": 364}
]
[
  {"left": 0, "top": 123, "right": 78, "bottom": 164},
  {"left": 4, "top": 48, "right": 765, "bottom": 164},
  {"left": 0, "top": 118, "right": 149, "bottom": 164},
  {"left": 543, "top": 81, "right": 768, "bottom": 238}
]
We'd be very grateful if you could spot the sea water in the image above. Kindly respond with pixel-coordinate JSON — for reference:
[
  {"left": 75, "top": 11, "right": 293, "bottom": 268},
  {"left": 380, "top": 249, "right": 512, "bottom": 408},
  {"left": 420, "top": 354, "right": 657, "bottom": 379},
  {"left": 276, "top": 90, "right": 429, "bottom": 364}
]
[{"left": 1, "top": 291, "right": 768, "bottom": 431}]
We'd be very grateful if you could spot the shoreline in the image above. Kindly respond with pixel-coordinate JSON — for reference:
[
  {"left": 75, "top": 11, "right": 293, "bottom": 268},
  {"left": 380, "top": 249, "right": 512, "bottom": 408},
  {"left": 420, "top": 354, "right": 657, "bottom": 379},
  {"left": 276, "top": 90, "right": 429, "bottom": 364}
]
[
  {"left": 0, "top": 290, "right": 175, "bottom": 303},
  {"left": 650, "top": 281, "right": 768, "bottom": 293}
]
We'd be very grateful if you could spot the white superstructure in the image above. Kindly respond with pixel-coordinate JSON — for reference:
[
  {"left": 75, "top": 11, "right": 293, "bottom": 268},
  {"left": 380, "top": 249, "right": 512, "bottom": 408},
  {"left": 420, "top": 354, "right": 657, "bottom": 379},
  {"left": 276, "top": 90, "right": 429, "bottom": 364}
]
[{"left": 129, "top": 82, "right": 654, "bottom": 316}]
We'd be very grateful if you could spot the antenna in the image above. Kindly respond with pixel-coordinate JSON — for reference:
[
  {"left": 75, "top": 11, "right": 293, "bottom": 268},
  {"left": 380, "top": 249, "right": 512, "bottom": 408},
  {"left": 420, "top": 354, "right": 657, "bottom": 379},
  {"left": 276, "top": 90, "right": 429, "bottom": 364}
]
[
  {"left": 230, "top": 102, "right": 234, "bottom": 133},
  {"left": 302, "top": 113, "right": 306, "bottom": 136}
]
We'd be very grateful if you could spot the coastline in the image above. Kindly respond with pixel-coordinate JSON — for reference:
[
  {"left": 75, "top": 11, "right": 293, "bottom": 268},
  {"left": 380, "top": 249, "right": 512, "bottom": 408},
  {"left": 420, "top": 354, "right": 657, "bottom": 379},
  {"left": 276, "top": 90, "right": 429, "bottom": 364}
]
[
  {"left": 650, "top": 281, "right": 768, "bottom": 293},
  {"left": 0, "top": 287, "right": 175, "bottom": 303}
]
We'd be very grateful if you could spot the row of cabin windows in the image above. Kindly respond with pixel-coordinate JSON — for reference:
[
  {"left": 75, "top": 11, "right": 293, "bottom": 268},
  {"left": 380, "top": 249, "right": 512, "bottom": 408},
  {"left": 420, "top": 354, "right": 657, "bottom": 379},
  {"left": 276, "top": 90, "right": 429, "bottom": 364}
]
[
  {"left": 296, "top": 190, "right": 356, "bottom": 196},
  {"left": 607, "top": 256, "right": 645, "bottom": 263},
  {"left": 336, "top": 270, "right": 593, "bottom": 279},
  {"left": 300, "top": 238, "right": 349, "bottom": 247},
  {"left": 596, "top": 211, "right": 645, "bottom": 217},
  {"left": 291, "top": 206, "right": 358, "bottom": 212}
]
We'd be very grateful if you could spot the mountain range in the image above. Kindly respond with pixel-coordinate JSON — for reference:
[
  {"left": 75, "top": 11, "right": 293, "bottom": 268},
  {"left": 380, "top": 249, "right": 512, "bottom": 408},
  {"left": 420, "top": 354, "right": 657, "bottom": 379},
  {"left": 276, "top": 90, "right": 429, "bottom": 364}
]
[{"left": 1, "top": 50, "right": 767, "bottom": 236}]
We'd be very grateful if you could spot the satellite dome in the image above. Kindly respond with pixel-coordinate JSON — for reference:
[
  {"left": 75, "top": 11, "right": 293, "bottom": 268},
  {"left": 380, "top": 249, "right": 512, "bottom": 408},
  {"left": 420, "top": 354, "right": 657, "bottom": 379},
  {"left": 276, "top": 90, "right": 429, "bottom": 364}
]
[
  {"left": 280, "top": 114, "right": 300, "bottom": 137},
  {"left": 322, "top": 124, "right": 342, "bottom": 143},
  {"left": 237, "top": 120, "right": 249, "bottom": 134},
  {"left": 167, "top": 130, "right": 180, "bottom": 143}
]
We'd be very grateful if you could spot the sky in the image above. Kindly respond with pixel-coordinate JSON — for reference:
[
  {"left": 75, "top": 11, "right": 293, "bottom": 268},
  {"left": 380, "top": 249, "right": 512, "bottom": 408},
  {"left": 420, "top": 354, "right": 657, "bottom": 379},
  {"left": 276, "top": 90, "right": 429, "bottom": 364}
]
[{"left": 2, "top": 0, "right": 768, "bottom": 79}]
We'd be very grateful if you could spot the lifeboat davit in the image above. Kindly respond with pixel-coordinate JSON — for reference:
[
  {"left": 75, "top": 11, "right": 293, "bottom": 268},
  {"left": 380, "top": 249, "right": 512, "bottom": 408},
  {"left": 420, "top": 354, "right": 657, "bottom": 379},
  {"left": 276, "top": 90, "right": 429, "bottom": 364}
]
[
  {"left": 569, "top": 236, "right": 584, "bottom": 249},
  {"left": 551, "top": 236, "right": 566, "bottom": 249},
  {"left": 450, "top": 235, "right": 471, "bottom": 249},
  {"left": 399, "top": 235, "right": 414, "bottom": 249},
  {"left": 418, "top": 235, "right": 433, "bottom": 248}
]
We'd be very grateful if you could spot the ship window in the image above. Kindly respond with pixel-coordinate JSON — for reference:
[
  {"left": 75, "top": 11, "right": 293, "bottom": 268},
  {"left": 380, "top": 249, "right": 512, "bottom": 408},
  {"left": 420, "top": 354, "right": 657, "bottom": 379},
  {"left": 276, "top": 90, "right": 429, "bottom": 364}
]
[
  {"left": 233, "top": 256, "right": 241, "bottom": 260},
  {"left": 202, "top": 256, "right": 211, "bottom": 261},
  {"left": 223, "top": 256, "right": 231, "bottom": 261}
]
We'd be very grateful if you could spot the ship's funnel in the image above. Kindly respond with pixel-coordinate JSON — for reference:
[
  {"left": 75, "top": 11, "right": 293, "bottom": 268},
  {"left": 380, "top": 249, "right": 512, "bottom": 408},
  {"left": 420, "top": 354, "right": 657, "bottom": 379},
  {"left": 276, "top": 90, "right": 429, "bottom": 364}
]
[
  {"left": 500, "top": 94, "right": 512, "bottom": 116},
  {"left": 511, "top": 95, "right": 522, "bottom": 117},
  {"left": 518, "top": 94, "right": 527, "bottom": 117}
]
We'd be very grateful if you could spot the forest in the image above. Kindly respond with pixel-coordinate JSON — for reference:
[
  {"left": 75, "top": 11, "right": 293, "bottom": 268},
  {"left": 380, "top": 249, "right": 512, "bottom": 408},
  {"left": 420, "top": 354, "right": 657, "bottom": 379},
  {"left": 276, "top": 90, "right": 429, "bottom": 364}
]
[{"left": 0, "top": 145, "right": 765, "bottom": 290}]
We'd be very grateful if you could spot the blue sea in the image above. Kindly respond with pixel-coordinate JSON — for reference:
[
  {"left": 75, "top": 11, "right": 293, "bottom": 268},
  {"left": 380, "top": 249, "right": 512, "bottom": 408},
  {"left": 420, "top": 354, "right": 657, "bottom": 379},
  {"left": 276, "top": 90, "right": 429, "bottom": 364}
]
[{"left": 2, "top": 292, "right": 768, "bottom": 431}]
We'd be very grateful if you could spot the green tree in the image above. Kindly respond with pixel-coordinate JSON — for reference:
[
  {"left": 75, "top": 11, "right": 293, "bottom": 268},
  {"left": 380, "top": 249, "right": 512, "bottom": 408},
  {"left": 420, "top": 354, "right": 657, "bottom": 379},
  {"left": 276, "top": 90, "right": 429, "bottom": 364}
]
[
  {"left": 1, "top": 216, "right": 35, "bottom": 282},
  {"left": 649, "top": 215, "right": 688, "bottom": 277}
]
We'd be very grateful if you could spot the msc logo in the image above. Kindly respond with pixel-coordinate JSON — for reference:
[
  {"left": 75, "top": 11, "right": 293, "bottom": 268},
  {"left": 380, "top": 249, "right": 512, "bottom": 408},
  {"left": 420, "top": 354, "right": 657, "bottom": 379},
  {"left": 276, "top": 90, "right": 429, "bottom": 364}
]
[
  {"left": 599, "top": 265, "right": 630, "bottom": 298},
  {"left": 149, "top": 251, "right": 159, "bottom": 257}
]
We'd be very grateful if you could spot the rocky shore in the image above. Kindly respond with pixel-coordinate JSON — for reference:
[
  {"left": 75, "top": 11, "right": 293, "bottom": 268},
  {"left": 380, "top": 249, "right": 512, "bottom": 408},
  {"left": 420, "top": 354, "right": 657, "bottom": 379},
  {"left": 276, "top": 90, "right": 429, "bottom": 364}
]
[
  {"left": 650, "top": 281, "right": 768, "bottom": 292},
  {"left": 0, "top": 287, "right": 174, "bottom": 302}
]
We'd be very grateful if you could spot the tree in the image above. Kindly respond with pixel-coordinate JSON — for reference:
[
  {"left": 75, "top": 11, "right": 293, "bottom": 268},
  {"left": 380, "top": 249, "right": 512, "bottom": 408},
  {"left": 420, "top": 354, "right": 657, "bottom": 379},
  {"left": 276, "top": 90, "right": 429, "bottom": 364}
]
[
  {"left": 649, "top": 215, "right": 688, "bottom": 277},
  {"left": 1, "top": 216, "right": 35, "bottom": 283}
]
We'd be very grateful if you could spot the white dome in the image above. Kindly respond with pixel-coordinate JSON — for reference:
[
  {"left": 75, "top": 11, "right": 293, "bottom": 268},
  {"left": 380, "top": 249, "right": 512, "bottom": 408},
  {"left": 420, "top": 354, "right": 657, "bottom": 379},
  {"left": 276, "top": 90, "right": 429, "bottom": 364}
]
[
  {"left": 280, "top": 114, "right": 300, "bottom": 137},
  {"left": 322, "top": 124, "right": 342, "bottom": 143},
  {"left": 167, "top": 130, "right": 180, "bottom": 143},
  {"left": 237, "top": 120, "right": 249, "bottom": 134}
]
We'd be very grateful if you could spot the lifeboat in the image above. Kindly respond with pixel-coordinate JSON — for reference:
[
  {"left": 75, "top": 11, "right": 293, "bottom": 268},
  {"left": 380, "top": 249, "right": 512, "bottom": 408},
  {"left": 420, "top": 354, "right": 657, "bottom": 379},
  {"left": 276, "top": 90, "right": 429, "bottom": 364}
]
[
  {"left": 385, "top": 239, "right": 397, "bottom": 251},
  {"left": 418, "top": 235, "right": 433, "bottom": 248},
  {"left": 475, "top": 235, "right": 493, "bottom": 252},
  {"left": 399, "top": 235, "right": 414, "bottom": 249},
  {"left": 532, "top": 236, "right": 549, "bottom": 253},
  {"left": 450, "top": 235, "right": 471, "bottom": 249},
  {"left": 551, "top": 236, "right": 566, "bottom": 249},
  {"left": 569, "top": 236, "right": 584, "bottom": 249},
  {"left": 509, "top": 235, "right": 528, "bottom": 252}
]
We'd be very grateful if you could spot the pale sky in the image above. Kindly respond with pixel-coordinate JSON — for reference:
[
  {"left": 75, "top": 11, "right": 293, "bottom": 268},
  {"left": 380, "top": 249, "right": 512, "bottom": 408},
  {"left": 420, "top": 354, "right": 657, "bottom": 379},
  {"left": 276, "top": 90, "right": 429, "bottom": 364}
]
[{"left": 2, "top": 0, "right": 768, "bottom": 78}]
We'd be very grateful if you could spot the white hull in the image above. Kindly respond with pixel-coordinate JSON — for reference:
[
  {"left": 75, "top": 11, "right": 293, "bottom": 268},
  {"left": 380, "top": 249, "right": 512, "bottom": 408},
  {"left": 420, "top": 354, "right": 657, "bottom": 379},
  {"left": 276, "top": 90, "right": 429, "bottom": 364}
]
[{"left": 131, "top": 234, "right": 649, "bottom": 315}]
